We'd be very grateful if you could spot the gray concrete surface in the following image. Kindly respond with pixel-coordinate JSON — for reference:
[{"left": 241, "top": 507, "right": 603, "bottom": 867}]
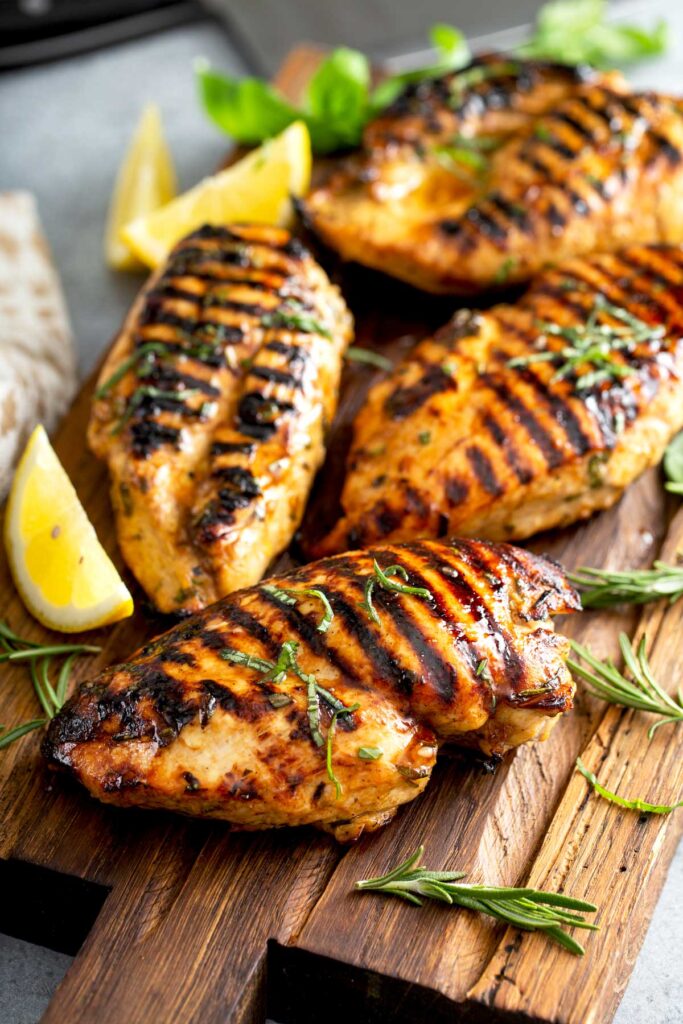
[{"left": 0, "top": 3, "right": 681, "bottom": 1022}]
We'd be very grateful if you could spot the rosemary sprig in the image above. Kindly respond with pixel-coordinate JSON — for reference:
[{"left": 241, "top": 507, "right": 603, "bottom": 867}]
[
  {"left": 576, "top": 757, "right": 683, "bottom": 815},
  {"left": 360, "top": 560, "right": 433, "bottom": 626},
  {"left": 568, "top": 634, "right": 683, "bottom": 738},
  {"left": 0, "top": 621, "right": 100, "bottom": 749},
  {"left": 356, "top": 845, "right": 598, "bottom": 956},
  {"left": 262, "top": 299, "right": 332, "bottom": 339},
  {"left": 508, "top": 294, "right": 664, "bottom": 391},
  {"left": 568, "top": 561, "right": 683, "bottom": 608},
  {"left": 345, "top": 347, "right": 392, "bottom": 371},
  {"left": 261, "top": 584, "right": 334, "bottom": 632}
]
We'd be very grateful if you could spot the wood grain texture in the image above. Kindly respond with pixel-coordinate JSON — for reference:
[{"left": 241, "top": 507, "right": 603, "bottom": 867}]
[{"left": 0, "top": 47, "right": 680, "bottom": 1024}]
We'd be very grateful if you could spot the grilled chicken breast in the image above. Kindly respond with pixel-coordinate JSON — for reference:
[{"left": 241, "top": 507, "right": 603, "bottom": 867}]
[
  {"left": 317, "top": 246, "right": 683, "bottom": 556},
  {"left": 88, "top": 224, "right": 352, "bottom": 615},
  {"left": 43, "top": 539, "right": 579, "bottom": 840},
  {"left": 303, "top": 55, "right": 683, "bottom": 293}
]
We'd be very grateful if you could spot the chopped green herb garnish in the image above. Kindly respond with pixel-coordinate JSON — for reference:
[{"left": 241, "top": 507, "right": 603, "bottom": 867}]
[
  {"left": 433, "top": 144, "right": 489, "bottom": 177},
  {"left": 96, "top": 342, "right": 169, "bottom": 398},
  {"left": 418, "top": 431, "right": 431, "bottom": 445},
  {"left": 356, "top": 844, "right": 599, "bottom": 955},
  {"left": 576, "top": 757, "right": 682, "bottom": 814},
  {"left": 587, "top": 452, "right": 609, "bottom": 489},
  {"left": 262, "top": 298, "right": 332, "bottom": 338},
  {"left": 508, "top": 294, "right": 663, "bottom": 390},
  {"left": 533, "top": 124, "right": 555, "bottom": 143},
  {"left": 262, "top": 584, "right": 334, "bottom": 633},
  {"left": 345, "top": 347, "right": 392, "bottom": 371},
  {"left": 358, "top": 746, "right": 383, "bottom": 761},
  {"left": 326, "top": 701, "right": 361, "bottom": 798},
  {"left": 360, "top": 560, "right": 433, "bottom": 626},
  {"left": 267, "top": 693, "right": 293, "bottom": 709},
  {"left": 220, "top": 648, "right": 276, "bottom": 674},
  {"left": 476, "top": 658, "right": 491, "bottom": 680},
  {"left": 221, "top": 639, "right": 359, "bottom": 774},
  {"left": 112, "top": 385, "right": 199, "bottom": 435},
  {"left": 494, "top": 257, "right": 517, "bottom": 284}
]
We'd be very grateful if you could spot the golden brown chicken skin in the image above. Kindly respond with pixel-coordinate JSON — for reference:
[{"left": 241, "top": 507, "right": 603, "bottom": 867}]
[
  {"left": 317, "top": 246, "right": 683, "bottom": 556},
  {"left": 88, "top": 224, "right": 352, "bottom": 615},
  {"left": 303, "top": 54, "right": 683, "bottom": 293},
  {"left": 43, "top": 539, "right": 579, "bottom": 841}
]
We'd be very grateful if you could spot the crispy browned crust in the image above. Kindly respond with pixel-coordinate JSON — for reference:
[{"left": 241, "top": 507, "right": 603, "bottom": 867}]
[
  {"left": 43, "top": 538, "right": 578, "bottom": 840},
  {"left": 304, "top": 54, "right": 683, "bottom": 293},
  {"left": 316, "top": 245, "right": 683, "bottom": 555}
]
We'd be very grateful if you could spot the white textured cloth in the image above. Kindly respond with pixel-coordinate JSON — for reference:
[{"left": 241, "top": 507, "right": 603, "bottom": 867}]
[{"left": 0, "top": 191, "right": 76, "bottom": 499}]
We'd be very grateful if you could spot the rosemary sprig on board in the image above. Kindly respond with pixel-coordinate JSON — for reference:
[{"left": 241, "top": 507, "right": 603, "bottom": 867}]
[
  {"left": 568, "top": 634, "right": 683, "bottom": 738},
  {"left": 508, "top": 294, "right": 664, "bottom": 390},
  {"left": 568, "top": 561, "right": 683, "bottom": 608},
  {"left": 356, "top": 845, "right": 598, "bottom": 956},
  {"left": 360, "top": 560, "right": 432, "bottom": 626},
  {"left": 576, "top": 757, "right": 683, "bottom": 815},
  {"left": 0, "top": 621, "right": 100, "bottom": 749}
]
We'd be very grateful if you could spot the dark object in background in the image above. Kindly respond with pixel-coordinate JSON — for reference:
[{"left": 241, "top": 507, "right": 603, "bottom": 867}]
[{"left": 0, "top": 0, "right": 201, "bottom": 68}]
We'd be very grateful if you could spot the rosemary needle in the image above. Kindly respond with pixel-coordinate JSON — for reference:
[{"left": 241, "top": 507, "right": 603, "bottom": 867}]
[
  {"left": 356, "top": 845, "right": 598, "bottom": 956},
  {"left": 568, "top": 561, "right": 683, "bottom": 608},
  {"left": 0, "top": 621, "right": 100, "bottom": 750},
  {"left": 576, "top": 758, "right": 683, "bottom": 815},
  {"left": 568, "top": 634, "right": 683, "bottom": 738}
]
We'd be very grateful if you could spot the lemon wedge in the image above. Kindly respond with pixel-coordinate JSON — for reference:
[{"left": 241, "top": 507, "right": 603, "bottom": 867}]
[
  {"left": 105, "top": 103, "right": 177, "bottom": 271},
  {"left": 4, "top": 426, "right": 133, "bottom": 633},
  {"left": 122, "top": 120, "right": 311, "bottom": 269}
]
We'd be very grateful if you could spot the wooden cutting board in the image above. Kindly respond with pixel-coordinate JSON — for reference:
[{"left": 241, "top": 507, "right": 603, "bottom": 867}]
[{"left": 1, "top": 48, "right": 681, "bottom": 1024}]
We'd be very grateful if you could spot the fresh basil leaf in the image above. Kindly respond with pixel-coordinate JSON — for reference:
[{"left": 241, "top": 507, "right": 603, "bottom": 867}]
[
  {"left": 519, "top": 0, "right": 667, "bottom": 68},
  {"left": 305, "top": 47, "right": 370, "bottom": 149},
  {"left": 196, "top": 64, "right": 300, "bottom": 144}
]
